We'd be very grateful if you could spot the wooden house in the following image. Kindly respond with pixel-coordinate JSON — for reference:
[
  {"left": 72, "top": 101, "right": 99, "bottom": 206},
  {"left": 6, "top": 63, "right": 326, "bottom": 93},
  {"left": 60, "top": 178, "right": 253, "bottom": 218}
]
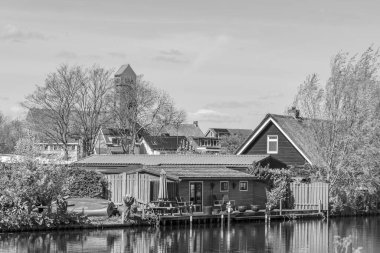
[
  {"left": 235, "top": 112, "right": 323, "bottom": 167},
  {"left": 122, "top": 165, "right": 267, "bottom": 211},
  {"left": 73, "top": 154, "right": 285, "bottom": 209}
]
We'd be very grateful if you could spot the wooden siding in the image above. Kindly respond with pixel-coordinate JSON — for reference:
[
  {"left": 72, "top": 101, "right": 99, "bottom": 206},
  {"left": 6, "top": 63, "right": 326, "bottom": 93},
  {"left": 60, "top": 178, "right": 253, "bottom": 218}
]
[
  {"left": 178, "top": 179, "right": 267, "bottom": 208},
  {"left": 243, "top": 122, "right": 307, "bottom": 166}
]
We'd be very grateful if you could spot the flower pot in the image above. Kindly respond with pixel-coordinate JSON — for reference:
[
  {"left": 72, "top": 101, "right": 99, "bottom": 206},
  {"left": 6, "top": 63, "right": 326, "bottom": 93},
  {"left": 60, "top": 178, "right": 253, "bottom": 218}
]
[{"left": 250, "top": 205, "right": 260, "bottom": 212}]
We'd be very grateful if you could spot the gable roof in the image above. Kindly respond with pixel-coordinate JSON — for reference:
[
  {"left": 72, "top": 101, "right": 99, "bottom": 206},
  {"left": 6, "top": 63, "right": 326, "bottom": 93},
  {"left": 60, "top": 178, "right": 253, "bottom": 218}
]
[
  {"left": 128, "top": 165, "right": 257, "bottom": 180},
  {"left": 235, "top": 114, "right": 323, "bottom": 166},
  {"left": 161, "top": 124, "right": 204, "bottom": 137},
  {"left": 143, "top": 136, "right": 187, "bottom": 151},
  {"left": 74, "top": 154, "right": 269, "bottom": 167}
]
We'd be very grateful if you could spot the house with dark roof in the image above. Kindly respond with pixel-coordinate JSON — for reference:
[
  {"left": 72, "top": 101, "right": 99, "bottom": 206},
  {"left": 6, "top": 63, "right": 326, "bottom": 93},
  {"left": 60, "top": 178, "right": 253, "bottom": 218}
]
[
  {"left": 93, "top": 127, "right": 150, "bottom": 155},
  {"left": 160, "top": 121, "right": 204, "bottom": 137},
  {"left": 139, "top": 136, "right": 187, "bottom": 155},
  {"left": 235, "top": 112, "right": 323, "bottom": 167}
]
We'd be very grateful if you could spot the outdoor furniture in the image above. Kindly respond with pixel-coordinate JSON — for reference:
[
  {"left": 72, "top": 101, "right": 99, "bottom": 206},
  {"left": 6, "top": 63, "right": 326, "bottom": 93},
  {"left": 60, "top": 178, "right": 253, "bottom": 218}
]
[
  {"left": 213, "top": 195, "right": 235, "bottom": 212},
  {"left": 176, "top": 196, "right": 187, "bottom": 206},
  {"left": 150, "top": 200, "right": 178, "bottom": 216}
]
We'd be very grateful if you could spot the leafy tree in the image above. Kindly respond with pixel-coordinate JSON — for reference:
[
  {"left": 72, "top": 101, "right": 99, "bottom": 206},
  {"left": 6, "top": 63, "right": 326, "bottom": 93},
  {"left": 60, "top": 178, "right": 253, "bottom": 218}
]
[
  {"left": 292, "top": 47, "right": 380, "bottom": 212},
  {"left": 220, "top": 133, "right": 247, "bottom": 154},
  {"left": 0, "top": 112, "right": 25, "bottom": 153}
]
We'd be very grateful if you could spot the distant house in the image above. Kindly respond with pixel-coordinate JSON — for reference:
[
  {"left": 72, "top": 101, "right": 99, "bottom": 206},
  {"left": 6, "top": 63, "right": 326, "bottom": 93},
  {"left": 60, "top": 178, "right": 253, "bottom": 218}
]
[
  {"left": 139, "top": 136, "right": 187, "bottom": 155},
  {"left": 34, "top": 135, "right": 82, "bottom": 161},
  {"left": 93, "top": 127, "right": 149, "bottom": 155},
  {"left": 205, "top": 128, "right": 253, "bottom": 140},
  {"left": 180, "top": 136, "right": 221, "bottom": 154},
  {"left": 160, "top": 121, "right": 204, "bottom": 137},
  {"left": 235, "top": 112, "right": 323, "bottom": 168}
]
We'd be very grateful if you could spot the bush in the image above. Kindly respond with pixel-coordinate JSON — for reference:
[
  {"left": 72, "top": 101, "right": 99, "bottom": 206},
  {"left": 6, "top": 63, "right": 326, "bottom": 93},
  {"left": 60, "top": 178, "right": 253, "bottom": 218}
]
[{"left": 64, "top": 168, "right": 108, "bottom": 199}]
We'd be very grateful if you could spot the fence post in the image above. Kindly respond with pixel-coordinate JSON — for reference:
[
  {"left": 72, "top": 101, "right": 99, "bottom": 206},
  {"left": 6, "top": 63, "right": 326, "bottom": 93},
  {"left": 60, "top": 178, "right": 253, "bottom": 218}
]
[{"left": 280, "top": 200, "right": 282, "bottom": 215}]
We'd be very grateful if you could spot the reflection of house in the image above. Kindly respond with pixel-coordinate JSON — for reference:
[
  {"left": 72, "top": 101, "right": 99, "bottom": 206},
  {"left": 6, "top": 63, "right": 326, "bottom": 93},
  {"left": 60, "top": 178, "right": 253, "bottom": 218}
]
[
  {"left": 74, "top": 154, "right": 286, "bottom": 210},
  {"left": 236, "top": 112, "right": 323, "bottom": 167},
  {"left": 139, "top": 136, "right": 187, "bottom": 155}
]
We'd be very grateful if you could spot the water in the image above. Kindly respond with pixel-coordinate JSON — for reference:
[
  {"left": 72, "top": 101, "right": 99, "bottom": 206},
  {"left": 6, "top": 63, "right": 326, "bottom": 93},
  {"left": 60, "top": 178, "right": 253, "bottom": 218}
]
[{"left": 1, "top": 217, "right": 380, "bottom": 253}]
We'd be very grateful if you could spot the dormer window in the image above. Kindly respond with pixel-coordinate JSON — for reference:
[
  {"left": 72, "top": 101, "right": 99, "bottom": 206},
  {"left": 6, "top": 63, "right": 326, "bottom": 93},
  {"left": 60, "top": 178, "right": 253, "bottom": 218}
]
[{"left": 267, "top": 135, "right": 278, "bottom": 154}]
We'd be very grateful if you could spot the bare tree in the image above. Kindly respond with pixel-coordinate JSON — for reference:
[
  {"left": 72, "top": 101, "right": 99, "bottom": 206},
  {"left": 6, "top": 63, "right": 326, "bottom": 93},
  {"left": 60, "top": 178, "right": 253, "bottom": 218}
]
[
  {"left": 112, "top": 75, "right": 186, "bottom": 153},
  {"left": 292, "top": 47, "right": 380, "bottom": 211},
  {"left": 24, "top": 65, "right": 82, "bottom": 160},
  {"left": 73, "top": 66, "right": 113, "bottom": 157}
]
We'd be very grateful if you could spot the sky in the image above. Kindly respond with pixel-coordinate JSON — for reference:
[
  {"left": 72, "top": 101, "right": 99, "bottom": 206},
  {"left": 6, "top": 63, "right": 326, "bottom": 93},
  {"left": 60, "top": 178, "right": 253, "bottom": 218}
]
[{"left": 0, "top": 0, "right": 379, "bottom": 132}]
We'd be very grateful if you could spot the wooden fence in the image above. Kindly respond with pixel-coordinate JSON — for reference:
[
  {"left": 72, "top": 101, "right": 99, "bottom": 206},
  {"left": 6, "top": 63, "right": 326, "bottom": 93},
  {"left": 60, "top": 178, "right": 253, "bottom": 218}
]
[
  {"left": 289, "top": 182, "right": 329, "bottom": 211},
  {"left": 105, "top": 173, "right": 176, "bottom": 206}
]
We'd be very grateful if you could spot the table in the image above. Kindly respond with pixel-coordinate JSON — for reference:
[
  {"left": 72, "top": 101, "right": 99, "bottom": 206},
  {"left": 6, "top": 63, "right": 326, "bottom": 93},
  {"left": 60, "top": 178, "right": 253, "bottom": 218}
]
[{"left": 150, "top": 201, "right": 178, "bottom": 216}]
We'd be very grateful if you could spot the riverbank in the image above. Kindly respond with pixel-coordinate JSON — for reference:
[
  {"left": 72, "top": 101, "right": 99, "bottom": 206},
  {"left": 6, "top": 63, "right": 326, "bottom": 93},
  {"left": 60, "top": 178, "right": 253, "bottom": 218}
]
[{"left": 2, "top": 209, "right": 380, "bottom": 233}]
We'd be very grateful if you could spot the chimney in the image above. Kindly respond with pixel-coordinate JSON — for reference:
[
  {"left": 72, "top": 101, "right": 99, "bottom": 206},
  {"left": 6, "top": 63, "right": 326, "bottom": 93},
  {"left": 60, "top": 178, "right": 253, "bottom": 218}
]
[
  {"left": 193, "top": 121, "right": 198, "bottom": 127},
  {"left": 288, "top": 106, "right": 300, "bottom": 119}
]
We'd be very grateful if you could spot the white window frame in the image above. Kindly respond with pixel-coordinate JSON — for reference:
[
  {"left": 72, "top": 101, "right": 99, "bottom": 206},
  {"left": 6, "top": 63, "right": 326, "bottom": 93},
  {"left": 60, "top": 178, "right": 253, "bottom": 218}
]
[
  {"left": 220, "top": 181, "right": 229, "bottom": 192},
  {"left": 239, "top": 181, "right": 248, "bottom": 191},
  {"left": 267, "top": 135, "right": 278, "bottom": 154}
]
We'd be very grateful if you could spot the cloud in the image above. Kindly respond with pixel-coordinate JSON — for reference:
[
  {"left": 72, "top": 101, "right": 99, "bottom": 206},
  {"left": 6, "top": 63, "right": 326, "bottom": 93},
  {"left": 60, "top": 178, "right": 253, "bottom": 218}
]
[
  {"left": 204, "top": 101, "right": 255, "bottom": 110},
  {"left": 189, "top": 109, "right": 240, "bottom": 123},
  {"left": 56, "top": 51, "right": 78, "bottom": 59},
  {"left": 203, "top": 94, "right": 284, "bottom": 110},
  {"left": 108, "top": 52, "right": 127, "bottom": 59},
  {"left": 154, "top": 49, "right": 189, "bottom": 63},
  {"left": 0, "top": 24, "right": 47, "bottom": 42},
  {"left": 160, "top": 49, "right": 183, "bottom": 56},
  {"left": 0, "top": 96, "right": 9, "bottom": 101}
]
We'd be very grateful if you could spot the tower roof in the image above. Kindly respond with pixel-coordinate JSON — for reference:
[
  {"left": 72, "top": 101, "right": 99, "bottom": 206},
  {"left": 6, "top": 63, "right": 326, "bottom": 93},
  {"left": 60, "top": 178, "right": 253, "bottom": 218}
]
[{"left": 114, "top": 64, "right": 136, "bottom": 78}]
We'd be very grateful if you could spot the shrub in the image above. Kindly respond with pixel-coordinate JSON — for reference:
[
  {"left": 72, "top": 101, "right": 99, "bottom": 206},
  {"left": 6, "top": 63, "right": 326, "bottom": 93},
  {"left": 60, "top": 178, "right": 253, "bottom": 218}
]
[{"left": 64, "top": 168, "right": 108, "bottom": 199}]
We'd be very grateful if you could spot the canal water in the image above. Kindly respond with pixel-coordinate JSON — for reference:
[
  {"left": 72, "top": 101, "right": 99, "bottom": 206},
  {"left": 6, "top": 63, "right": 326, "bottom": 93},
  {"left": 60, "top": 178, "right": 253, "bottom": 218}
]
[{"left": 1, "top": 216, "right": 379, "bottom": 253}]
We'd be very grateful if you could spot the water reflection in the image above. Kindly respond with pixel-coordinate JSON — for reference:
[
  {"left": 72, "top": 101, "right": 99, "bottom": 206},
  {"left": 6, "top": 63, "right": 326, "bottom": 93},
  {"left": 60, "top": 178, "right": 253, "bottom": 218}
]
[{"left": 1, "top": 217, "right": 379, "bottom": 252}]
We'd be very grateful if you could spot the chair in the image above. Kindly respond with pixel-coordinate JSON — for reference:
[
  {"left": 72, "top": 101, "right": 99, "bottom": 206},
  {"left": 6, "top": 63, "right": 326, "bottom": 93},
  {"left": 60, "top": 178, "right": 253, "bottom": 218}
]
[
  {"left": 213, "top": 194, "right": 224, "bottom": 211},
  {"left": 176, "top": 196, "right": 186, "bottom": 206}
]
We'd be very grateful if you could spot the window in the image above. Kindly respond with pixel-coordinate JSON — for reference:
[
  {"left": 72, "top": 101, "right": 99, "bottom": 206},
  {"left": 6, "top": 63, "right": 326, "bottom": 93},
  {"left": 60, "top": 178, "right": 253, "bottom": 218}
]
[
  {"left": 239, "top": 181, "right": 248, "bottom": 191},
  {"left": 267, "top": 135, "right": 278, "bottom": 154},
  {"left": 220, "top": 181, "right": 229, "bottom": 192}
]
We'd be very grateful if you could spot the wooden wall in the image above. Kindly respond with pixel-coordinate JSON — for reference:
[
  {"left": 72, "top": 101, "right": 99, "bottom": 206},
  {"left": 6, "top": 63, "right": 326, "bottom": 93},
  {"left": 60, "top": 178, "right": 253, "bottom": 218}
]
[
  {"left": 178, "top": 179, "right": 267, "bottom": 208},
  {"left": 243, "top": 122, "right": 307, "bottom": 166}
]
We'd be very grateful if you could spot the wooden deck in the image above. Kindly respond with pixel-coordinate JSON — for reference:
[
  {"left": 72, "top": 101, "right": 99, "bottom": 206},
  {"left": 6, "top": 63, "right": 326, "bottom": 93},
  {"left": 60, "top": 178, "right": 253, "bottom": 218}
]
[{"left": 157, "top": 209, "right": 324, "bottom": 226}]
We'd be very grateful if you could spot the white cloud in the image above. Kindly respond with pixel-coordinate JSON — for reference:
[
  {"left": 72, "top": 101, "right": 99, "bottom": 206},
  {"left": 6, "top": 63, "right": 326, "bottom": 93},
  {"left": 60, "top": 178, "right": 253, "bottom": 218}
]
[
  {"left": 189, "top": 109, "right": 240, "bottom": 123},
  {"left": 0, "top": 24, "right": 47, "bottom": 42}
]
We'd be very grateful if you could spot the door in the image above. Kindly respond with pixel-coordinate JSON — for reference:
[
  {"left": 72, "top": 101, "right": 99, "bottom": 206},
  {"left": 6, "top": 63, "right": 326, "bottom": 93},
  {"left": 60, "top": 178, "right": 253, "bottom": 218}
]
[{"left": 189, "top": 182, "right": 203, "bottom": 211}]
